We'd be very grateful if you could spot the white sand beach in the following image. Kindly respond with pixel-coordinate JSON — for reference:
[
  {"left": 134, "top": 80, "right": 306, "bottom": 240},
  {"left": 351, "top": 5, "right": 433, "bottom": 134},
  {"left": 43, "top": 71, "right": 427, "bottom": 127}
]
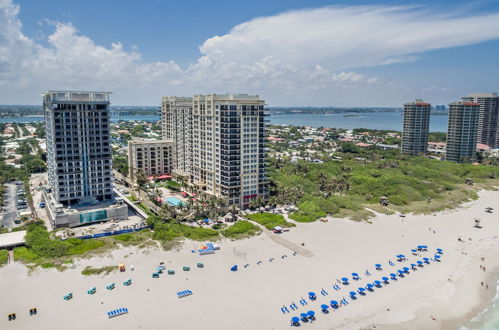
[{"left": 1, "top": 190, "right": 498, "bottom": 330}]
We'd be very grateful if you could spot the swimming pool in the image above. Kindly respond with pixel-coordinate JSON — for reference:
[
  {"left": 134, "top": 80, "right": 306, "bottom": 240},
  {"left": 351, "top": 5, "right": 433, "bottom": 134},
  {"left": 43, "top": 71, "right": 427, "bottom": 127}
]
[{"left": 165, "top": 197, "right": 184, "bottom": 207}]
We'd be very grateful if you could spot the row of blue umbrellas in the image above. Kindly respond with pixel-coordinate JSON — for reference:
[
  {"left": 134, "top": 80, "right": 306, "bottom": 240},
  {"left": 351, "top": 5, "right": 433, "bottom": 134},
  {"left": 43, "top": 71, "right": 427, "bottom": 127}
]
[{"left": 291, "top": 247, "right": 444, "bottom": 325}]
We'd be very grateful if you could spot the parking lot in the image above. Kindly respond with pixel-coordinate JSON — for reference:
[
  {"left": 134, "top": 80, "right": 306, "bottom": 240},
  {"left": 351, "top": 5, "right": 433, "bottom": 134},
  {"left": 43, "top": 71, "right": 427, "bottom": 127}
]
[{"left": 1, "top": 182, "right": 26, "bottom": 229}]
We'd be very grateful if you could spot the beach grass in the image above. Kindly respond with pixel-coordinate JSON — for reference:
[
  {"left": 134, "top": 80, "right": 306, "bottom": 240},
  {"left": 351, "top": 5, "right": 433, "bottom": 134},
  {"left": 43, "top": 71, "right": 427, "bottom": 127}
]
[
  {"left": 81, "top": 265, "right": 118, "bottom": 276},
  {"left": 222, "top": 220, "right": 261, "bottom": 239},
  {"left": 246, "top": 212, "right": 296, "bottom": 229},
  {"left": 112, "top": 230, "right": 153, "bottom": 246},
  {"left": 148, "top": 217, "right": 219, "bottom": 249},
  {"left": 0, "top": 250, "right": 8, "bottom": 266},
  {"left": 271, "top": 156, "right": 499, "bottom": 221}
]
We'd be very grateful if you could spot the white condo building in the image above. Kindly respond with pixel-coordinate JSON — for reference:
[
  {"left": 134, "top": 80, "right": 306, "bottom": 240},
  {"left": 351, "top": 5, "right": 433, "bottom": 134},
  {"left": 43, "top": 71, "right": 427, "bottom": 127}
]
[{"left": 161, "top": 94, "right": 269, "bottom": 208}]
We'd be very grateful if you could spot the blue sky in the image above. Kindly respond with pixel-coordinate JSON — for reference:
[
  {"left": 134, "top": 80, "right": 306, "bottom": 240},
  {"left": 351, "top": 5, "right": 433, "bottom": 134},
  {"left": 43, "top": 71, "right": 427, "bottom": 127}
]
[{"left": 2, "top": 0, "right": 499, "bottom": 106}]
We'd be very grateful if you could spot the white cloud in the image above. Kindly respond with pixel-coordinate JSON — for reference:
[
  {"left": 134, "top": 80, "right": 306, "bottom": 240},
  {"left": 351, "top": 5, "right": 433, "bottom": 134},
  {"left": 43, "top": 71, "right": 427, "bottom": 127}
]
[{"left": 1, "top": 0, "right": 499, "bottom": 105}]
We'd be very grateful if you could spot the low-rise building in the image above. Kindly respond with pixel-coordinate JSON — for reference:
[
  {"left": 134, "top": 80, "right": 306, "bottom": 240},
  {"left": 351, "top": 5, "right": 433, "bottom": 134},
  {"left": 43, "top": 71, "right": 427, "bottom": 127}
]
[{"left": 128, "top": 139, "right": 174, "bottom": 182}]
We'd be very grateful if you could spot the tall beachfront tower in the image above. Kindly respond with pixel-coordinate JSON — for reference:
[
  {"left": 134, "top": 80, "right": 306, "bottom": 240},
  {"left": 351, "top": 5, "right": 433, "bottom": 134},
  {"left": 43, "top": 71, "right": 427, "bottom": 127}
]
[
  {"left": 161, "top": 96, "right": 193, "bottom": 176},
  {"left": 401, "top": 99, "right": 431, "bottom": 156},
  {"left": 43, "top": 91, "right": 113, "bottom": 206},
  {"left": 161, "top": 94, "right": 269, "bottom": 208},
  {"left": 462, "top": 93, "right": 499, "bottom": 148},
  {"left": 446, "top": 100, "right": 480, "bottom": 163}
]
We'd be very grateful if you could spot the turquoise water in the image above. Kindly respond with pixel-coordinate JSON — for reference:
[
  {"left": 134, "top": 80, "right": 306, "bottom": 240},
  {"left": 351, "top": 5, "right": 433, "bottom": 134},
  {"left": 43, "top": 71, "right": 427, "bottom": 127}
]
[{"left": 0, "top": 112, "right": 449, "bottom": 132}]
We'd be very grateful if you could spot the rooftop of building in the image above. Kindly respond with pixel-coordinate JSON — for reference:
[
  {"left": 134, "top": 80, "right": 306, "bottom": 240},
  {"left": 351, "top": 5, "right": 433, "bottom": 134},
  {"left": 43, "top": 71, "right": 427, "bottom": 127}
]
[
  {"left": 43, "top": 91, "right": 111, "bottom": 103},
  {"left": 0, "top": 230, "right": 26, "bottom": 248},
  {"left": 449, "top": 101, "right": 480, "bottom": 106},
  {"left": 128, "top": 138, "right": 174, "bottom": 146},
  {"left": 404, "top": 99, "right": 431, "bottom": 106}
]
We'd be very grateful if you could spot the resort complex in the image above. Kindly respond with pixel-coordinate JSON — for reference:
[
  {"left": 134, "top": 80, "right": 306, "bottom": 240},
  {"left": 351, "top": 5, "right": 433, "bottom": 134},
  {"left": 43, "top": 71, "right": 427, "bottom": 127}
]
[{"left": 2, "top": 2, "right": 499, "bottom": 328}]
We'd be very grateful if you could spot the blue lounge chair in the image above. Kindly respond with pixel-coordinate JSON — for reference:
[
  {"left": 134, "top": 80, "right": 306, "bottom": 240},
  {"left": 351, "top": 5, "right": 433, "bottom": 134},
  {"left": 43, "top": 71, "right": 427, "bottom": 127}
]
[
  {"left": 107, "top": 307, "right": 128, "bottom": 318},
  {"left": 176, "top": 290, "right": 193, "bottom": 298}
]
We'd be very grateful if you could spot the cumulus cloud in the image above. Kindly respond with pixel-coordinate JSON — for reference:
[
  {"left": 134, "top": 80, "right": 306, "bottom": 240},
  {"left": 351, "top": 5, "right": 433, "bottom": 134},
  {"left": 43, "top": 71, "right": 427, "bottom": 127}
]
[{"left": 1, "top": 0, "right": 499, "bottom": 105}]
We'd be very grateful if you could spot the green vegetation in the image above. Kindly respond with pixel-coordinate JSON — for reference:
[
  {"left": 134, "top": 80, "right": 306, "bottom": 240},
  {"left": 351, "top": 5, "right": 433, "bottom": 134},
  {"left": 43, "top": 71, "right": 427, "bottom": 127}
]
[
  {"left": 112, "top": 155, "right": 129, "bottom": 176},
  {"left": 222, "top": 220, "right": 261, "bottom": 239},
  {"left": 0, "top": 250, "right": 8, "bottom": 266},
  {"left": 428, "top": 132, "right": 447, "bottom": 142},
  {"left": 13, "top": 221, "right": 108, "bottom": 268},
  {"left": 271, "top": 156, "right": 499, "bottom": 221},
  {"left": 148, "top": 215, "right": 219, "bottom": 249},
  {"left": 81, "top": 265, "right": 117, "bottom": 276},
  {"left": 246, "top": 212, "right": 296, "bottom": 230},
  {"left": 112, "top": 230, "right": 153, "bottom": 246}
]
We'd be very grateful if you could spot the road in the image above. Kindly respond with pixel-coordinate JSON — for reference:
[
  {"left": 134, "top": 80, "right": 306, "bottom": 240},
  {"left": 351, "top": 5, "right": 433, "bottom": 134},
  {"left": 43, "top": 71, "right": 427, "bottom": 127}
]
[{"left": 1, "top": 183, "right": 18, "bottom": 229}]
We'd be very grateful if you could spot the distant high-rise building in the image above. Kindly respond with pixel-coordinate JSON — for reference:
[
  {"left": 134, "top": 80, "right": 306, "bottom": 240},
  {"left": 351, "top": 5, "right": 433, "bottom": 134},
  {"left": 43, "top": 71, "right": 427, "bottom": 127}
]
[
  {"left": 461, "top": 93, "right": 499, "bottom": 148},
  {"left": 161, "top": 94, "right": 269, "bottom": 208},
  {"left": 43, "top": 91, "right": 127, "bottom": 227},
  {"left": 401, "top": 99, "right": 431, "bottom": 155},
  {"left": 446, "top": 101, "right": 480, "bottom": 163},
  {"left": 434, "top": 105, "right": 447, "bottom": 112}
]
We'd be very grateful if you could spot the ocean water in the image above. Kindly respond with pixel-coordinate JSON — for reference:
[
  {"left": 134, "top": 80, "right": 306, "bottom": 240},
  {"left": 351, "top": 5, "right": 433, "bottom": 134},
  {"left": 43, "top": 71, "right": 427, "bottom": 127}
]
[
  {"left": 1, "top": 112, "right": 449, "bottom": 132},
  {"left": 270, "top": 112, "right": 449, "bottom": 132},
  {"left": 462, "top": 278, "right": 499, "bottom": 330}
]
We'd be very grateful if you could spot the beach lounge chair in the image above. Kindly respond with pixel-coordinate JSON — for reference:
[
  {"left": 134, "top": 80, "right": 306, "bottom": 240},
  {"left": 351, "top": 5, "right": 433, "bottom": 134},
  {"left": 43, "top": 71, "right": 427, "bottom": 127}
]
[
  {"left": 29, "top": 308, "right": 37, "bottom": 316},
  {"left": 176, "top": 290, "right": 193, "bottom": 298},
  {"left": 284, "top": 306, "right": 290, "bottom": 313},
  {"left": 63, "top": 293, "right": 73, "bottom": 300},
  {"left": 107, "top": 307, "right": 128, "bottom": 318},
  {"left": 88, "top": 287, "right": 96, "bottom": 295}
]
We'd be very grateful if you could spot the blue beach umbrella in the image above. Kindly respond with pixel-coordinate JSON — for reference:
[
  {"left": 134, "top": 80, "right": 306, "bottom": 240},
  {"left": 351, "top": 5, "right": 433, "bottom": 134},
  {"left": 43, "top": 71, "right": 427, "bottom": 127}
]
[
  {"left": 366, "top": 283, "right": 374, "bottom": 289},
  {"left": 330, "top": 300, "right": 339, "bottom": 306},
  {"left": 374, "top": 280, "right": 382, "bottom": 286},
  {"left": 358, "top": 287, "right": 366, "bottom": 293},
  {"left": 342, "top": 277, "right": 349, "bottom": 282},
  {"left": 397, "top": 270, "right": 404, "bottom": 275},
  {"left": 309, "top": 292, "right": 316, "bottom": 297},
  {"left": 382, "top": 276, "right": 389, "bottom": 282},
  {"left": 403, "top": 267, "right": 410, "bottom": 272},
  {"left": 410, "top": 263, "right": 417, "bottom": 268},
  {"left": 349, "top": 291, "right": 356, "bottom": 296},
  {"left": 301, "top": 313, "right": 308, "bottom": 319},
  {"left": 435, "top": 254, "right": 441, "bottom": 259},
  {"left": 321, "top": 304, "right": 329, "bottom": 310},
  {"left": 375, "top": 263, "right": 382, "bottom": 269},
  {"left": 411, "top": 249, "right": 417, "bottom": 253},
  {"left": 307, "top": 310, "right": 315, "bottom": 317},
  {"left": 390, "top": 273, "right": 397, "bottom": 278},
  {"left": 417, "top": 260, "right": 423, "bottom": 265},
  {"left": 352, "top": 272, "right": 359, "bottom": 278},
  {"left": 291, "top": 316, "right": 300, "bottom": 323},
  {"left": 437, "top": 248, "right": 443, "bottom": 254}
]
